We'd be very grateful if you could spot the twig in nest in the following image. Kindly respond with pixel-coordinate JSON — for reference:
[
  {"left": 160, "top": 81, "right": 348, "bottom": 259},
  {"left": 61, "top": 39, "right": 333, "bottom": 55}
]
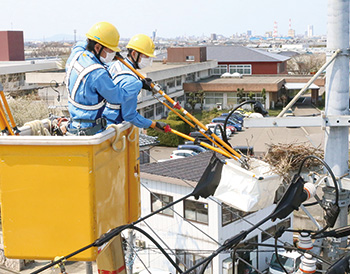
[{"left": 263, "top": 143, "right": 324, "bottom": 177}]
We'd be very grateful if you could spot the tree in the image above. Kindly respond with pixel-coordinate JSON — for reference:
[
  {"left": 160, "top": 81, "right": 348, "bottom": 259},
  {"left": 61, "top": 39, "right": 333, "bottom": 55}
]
[
  {"left": 237, "top": 88, "right": 245, "bottom": 103},
  {"left": 287, "top": 53, "right": 326, "bottom": 75},
  {"left": 262, "top": 88, "right": 267, "bottom": 107},
  {"left": 248, "top": 91, "right": 255, "bottom": 100},
  {"left": 186, "top": 90, "right": 205, "bottom": 112},
  {"left": 197, "top": 90, "right": 205, "bottom": 111}
]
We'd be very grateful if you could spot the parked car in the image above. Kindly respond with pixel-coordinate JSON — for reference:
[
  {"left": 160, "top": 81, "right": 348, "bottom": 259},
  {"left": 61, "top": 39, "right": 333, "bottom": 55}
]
[
  {"left": 220, "top": 113, "right": 244, "bottom": 124},
  {"left": 216, "top": 122, "right": 236, "bottom": 134},
  {"left": 177, "top": 144, "right": 207, "bottom": 153},
  {"left": 170, "top": 149, "right": 198, "bottom": 159},
  {"left": 189, "top": 131, "right": 213, "bottom": 145},
  {"left": 282, "top": 109, "right": 294, "bottom": 117},
  {"left": 234, "top": 108, "right": 252, "bottom": 117},
  {"left": 206, "top": 123, "right": 232, "bottom": 138},
  {"left": 268, "top": 250, "right": 301, "bottom": 274},
  {"left": 233, "top": 146, "right": 254, "bottom": 156},
  {"left": 211, "top": 117, "right": 242, "bottom": 131}
]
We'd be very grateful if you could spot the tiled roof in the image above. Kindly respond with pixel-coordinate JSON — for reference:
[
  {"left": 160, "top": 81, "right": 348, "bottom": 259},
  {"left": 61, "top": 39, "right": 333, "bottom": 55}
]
[
  {"left": 140, "top": 151, "right": 221, "bottom": 182},
  {"left": 139, "top": 134, "right": 159, "bottom": 147},
  {"left": 207, "top": 46, "right": 290, "bottom": 62}
]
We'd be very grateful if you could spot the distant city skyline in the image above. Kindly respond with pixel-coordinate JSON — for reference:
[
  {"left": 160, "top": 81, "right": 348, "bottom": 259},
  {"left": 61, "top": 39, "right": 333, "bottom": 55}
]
[{"left": 1, "top": 0, "right": 327, "bottom": 41}]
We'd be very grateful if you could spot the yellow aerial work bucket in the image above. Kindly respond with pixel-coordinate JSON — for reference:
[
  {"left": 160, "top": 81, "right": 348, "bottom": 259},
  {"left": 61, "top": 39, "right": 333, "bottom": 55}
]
[{"left": 0, "top": 121, "right": 140, "bottom": 261}]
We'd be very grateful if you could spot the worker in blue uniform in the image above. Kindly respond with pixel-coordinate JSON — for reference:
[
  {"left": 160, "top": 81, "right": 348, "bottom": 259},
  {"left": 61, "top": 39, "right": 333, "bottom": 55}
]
[
  {"left": 104, "top": 34, "right": 167, "bottom": 131},
  {"left": 65, "top": 21, "right": 123, "bottom": 135}
]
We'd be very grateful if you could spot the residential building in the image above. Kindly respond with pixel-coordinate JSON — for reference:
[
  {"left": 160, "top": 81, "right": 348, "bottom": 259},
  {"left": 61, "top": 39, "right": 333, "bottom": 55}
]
[
  {"left": 136, "top": 152, "right": 293, "bottom": 274},
  {"left": 207, "top": 46, "right": 290, "bottom": 75},
  {"left": 183, "top": 75, "right": 325, "bottom": 110}
]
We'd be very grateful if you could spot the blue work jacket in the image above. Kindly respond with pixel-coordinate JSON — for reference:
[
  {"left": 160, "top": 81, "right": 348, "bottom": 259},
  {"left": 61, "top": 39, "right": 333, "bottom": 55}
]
[
  {"left": 103, "top": 59, "right": 153, "bottom": 128},
  {"left": 65, "top": 41, "right": 121, "bottom": 129}
]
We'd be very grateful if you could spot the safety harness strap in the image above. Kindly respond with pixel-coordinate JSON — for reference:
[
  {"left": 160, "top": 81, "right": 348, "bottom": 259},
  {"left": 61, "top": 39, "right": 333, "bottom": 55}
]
[{"left": 68, "top": 118, "right": 107, "bottom": 136}]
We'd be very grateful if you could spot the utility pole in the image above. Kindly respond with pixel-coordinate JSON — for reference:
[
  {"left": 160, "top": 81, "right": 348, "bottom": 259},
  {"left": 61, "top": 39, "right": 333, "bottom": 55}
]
[
  {"left": 324, "top": 0, "right": 350, "bottom": 251},
  {"left": 126, "top": 229, "right": 135, "bottom": 274}
]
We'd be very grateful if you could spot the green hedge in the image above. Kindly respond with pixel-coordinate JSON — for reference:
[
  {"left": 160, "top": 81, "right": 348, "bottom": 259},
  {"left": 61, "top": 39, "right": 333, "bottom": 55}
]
[{"left": 147, "top": 119, "right": 191, "bottom": 147}]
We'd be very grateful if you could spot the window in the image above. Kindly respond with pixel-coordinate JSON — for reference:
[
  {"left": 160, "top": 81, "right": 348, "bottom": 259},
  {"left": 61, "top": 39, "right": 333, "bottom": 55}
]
[
  {"left": 262, "top": 218, "right": 291, "bottom": 242},
  {"left": 176, "top": 76, "right": 182, "bottom": 87},
  {"left": 229, "top": 64, "right": 252, "bottom": 75},
  {"left": 167, "top": 78, "right": 175, "bottom": 88},
  {"left": 156, "top": 103, "right": 164, "bottom": 116},
  {"left": 176, "top": 250, "right": 212, "bottom": 274},
  {"left": 151, "top": 193, "right": 174, "bottom": 217},
  {"left": 236, "top": 236, "right": 259, "bottom": 273},
  {"left": 221, "top": 203, "right": 251, "bottom": 226},
  {"left": 139, "top": 150, "right": 150, "bottom": 164},
  {"left": 205, "top": 92, "right": 223, "bottom": 105},
  {"left": 184, "top": 200, "right": 208, "bottom": 224},
  {"left": 227, "top": 94, "right": 238, "bottom": 106},
  {"left": 144, "top": 105, "right": 154, "bottom": 119},
  {"left": 186, "top": 73, "right": 195, "bottom": 82},
  {"left": 277, "top": 217, "right": 291, "bottom": 230},
  {"left": 227, "top": 91, "right": 264, "bottom": 107},
  {"left": 211, "top": 65, "right": 228, "bottom": 75},
  {"left": 186, "top": 55, "right": 195, "bottom": 61},
  {"left": 261, "top": 225, "right": 276, "bottom": 242}
]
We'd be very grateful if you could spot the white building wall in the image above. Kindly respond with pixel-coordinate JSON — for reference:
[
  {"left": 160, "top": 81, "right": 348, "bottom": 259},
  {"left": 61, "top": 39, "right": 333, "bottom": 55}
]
[{"left": 136, "top": 177, "right": 293, "bottom": 274}]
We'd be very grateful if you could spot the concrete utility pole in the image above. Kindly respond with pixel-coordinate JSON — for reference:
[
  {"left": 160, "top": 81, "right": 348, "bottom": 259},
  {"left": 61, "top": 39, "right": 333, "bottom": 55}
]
[
  {"left": 126, "top": 229, "right": 135, "bottom": 274},
  {"left": 324, "top": 0, "right": 350, "bottom": 249}
]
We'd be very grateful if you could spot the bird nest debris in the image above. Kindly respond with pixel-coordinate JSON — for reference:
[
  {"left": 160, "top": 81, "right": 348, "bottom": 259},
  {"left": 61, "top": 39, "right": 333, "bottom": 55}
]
[{"left": 263, "top": 143, "right": 324, "bottom": 177}]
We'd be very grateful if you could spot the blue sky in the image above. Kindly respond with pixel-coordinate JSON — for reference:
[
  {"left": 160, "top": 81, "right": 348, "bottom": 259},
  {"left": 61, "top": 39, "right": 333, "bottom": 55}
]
[{"left": 1, "top": 0, "right": 327, "bottom": 41}]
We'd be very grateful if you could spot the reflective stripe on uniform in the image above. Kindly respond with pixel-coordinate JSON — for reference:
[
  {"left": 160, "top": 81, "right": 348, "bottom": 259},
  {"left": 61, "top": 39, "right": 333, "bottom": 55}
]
[
  {"left": 110, "top": 61, "right": 138, "bottom": 84},
  {"left": 65, "top": 51, "right": 83, "bottom": 90},
  {"left": 106, "top": 102, "right": 121, "bottom": 110},
  {"left": 68, "top": 97, "right": 106, "bottom": 111},
  {"left": 70, "top": 63, "right": 104, "bottom": 99},
  {"left": 66, "top": 51, "right": 106, "bottom": 111}
]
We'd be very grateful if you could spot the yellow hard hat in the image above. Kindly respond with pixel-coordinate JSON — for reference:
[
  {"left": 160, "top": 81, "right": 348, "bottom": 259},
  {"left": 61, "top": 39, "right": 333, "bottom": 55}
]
[
  {"left": 126, "top": 34, "right": 156, "bottom": 57},
  {"left": 86, "top": 22, "right": 121, "bottom": 52}
]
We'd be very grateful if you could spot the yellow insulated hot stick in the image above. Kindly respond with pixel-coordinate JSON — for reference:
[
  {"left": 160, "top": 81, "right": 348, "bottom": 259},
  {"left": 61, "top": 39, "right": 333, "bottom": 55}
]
[
  {"left": 0, "top": 83, "right": 15, "bottom": 135},
  {"left": 0, "top": 90, "right": 17, "bottom": 132},
  {"left": 153, "top": 96, "right": 237, "bottom": 160},
  {"left": 116, "top": 55, "right": 247, "bottom": 167},
  {"left": 164, "top": 126, "right": 232, "bottom": 158},
  {"left": 0, "top": 102, "right": 14, "bottom": 135}
]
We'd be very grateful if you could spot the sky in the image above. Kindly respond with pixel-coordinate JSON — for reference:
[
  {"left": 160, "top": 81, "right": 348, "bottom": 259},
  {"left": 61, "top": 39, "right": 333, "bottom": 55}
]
[{"left": 1, "top": 0, "right": 328, "bottom": 41}]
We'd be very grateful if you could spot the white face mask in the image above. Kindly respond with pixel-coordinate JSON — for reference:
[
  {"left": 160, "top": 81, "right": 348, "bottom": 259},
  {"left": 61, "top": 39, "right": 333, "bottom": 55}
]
[
  {"left": 100, "top": 50, "right": 115, "bottom": 64},
  {"left": 138, "top": 57, "right": 153, "bottom": 69}
]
